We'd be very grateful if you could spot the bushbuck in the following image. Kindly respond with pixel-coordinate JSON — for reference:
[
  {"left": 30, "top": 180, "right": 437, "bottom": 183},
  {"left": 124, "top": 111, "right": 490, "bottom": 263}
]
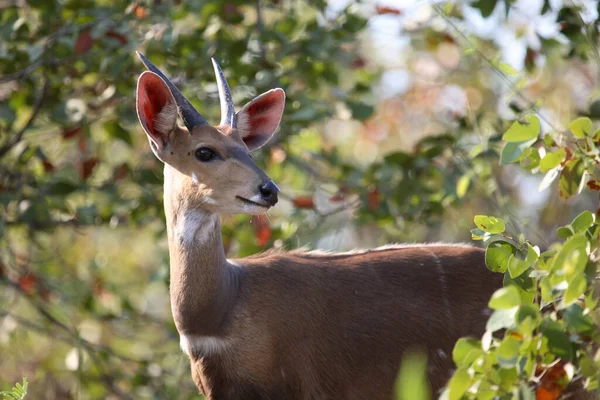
[{"left": 135, "top": 51, "right": 504, "bottom": 399}]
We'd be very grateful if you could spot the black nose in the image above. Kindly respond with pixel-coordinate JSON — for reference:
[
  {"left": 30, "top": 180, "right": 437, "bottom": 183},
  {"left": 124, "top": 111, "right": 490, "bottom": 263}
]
[{"left": 259, "top": 181, "right": 279, "bottom": 206}]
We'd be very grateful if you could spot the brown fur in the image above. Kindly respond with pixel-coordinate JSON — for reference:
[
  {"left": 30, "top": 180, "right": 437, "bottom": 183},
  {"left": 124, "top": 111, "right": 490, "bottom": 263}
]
[
  {"left": 172, "top": 225, "right": 502, "bottom": 399},
  {"left": 136, "top": 68, "right": 506, "bottom": 399}
]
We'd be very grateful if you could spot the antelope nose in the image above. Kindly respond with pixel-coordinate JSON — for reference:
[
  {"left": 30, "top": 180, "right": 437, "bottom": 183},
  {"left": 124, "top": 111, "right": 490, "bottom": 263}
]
[{"left": 259, "top": 181, "right": 279, "bottom": 206}]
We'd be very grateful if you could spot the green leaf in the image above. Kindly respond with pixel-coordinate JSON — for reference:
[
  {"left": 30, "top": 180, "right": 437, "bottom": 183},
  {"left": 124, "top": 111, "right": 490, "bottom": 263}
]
[
  {"left": 569, "top": 117, "right": 593, "bottom": 138},
  {"left": 571, "top": 210, "right": 595, "bottom": 233},
  {"left": 519, "top": 147, "right": 540, "bottom": 170},
  {"left": 346, "top": 101, "right": 374, "bottom": 121},
  {"left": 485, "top": 242, "right": 513, "bottom": 273},
  {"left": 557, "top": 226, "right": 574, "bottom": 239},
  {"left": 46, "top": 180, "right": 78, "bottom": 195},
  {"left": 496, "top": 336, "right": 521, "bottom": 368},
  {"left": 508, "top": 244, "right": 538, "bottom": 279},
  {"left": 498, "top": 62, "right": 518, "bottom": 76},
  {"left": 502, "top": 115, "right": 540, "bottom": 142},
  {"left": 559, "top": 159, "right": 584, "bottom": 199},
  {"left": 500, "top": 138, "right": 537, "bottom": 165},
  {"left": 453, "top": 338, "right": 483, "bottom": 368},
  {"left": 563, "top": 304, "right": 595, "bottom": 334},
  {"left": 489, "top": 286, "right": 522, "bottom": 309},
  {"left": 104, "top": 120, "right": 133, "bottom": 146},
  {"left": 541, "top": 320, "right": 573, "bottom": 361},
  {"left": 447, "top": 368, "right": 471, "bottom": 400},
  {"left": 289, "top": 107, "right": 319, "bottom": 122},
  {"left": 504, "top": 273, "right": 536, "bottom": 304},
  {"left": 456, "top": 174, "right": 471, "bottom": 198},
  {"left": 471, "top": 228, "right": 488, "bottom": 240},
  {"left": 487, "top": 308, "right": 518, "bottom": 332},
  {"left": 553, "top": 233, "right": 588, "bottom": 277},
  {"left": 539, "top": 148, "right": 566, "bottom": 172},
  {"left": 471, "top": 0, "right": 498, "bottom": 17},
  {"left": 395, "top": 350, "right": 430, "bottom": 400},
  {"left": 516, "top": 304, "right": 541, "bottom": 325},
  {"left": 474, "top": 215, "right": 505, "bottom": 234},
  {"left": 564, "top": 274, "right": 587, "bottom": 307}
]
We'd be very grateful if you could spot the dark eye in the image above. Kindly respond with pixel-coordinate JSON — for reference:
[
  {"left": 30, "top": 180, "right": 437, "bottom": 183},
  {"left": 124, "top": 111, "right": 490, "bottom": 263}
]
[{"left": 195, "top": 147, "right": 217, "bottom": 162}]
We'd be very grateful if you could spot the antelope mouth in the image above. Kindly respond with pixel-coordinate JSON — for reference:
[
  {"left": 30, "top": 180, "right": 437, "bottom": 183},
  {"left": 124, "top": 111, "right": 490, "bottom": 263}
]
[{"left": 236, "top": 196, "right": 269, "bottom": 208}]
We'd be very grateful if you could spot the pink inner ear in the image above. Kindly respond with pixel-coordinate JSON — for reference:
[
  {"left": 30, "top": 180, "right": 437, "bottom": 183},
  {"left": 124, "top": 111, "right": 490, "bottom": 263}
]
[
  {"left": 239, "top": 89, "right": 285, "bottom": 149},
  {"left": 138, "top": 74, "right": 169, "bottom": 136}
]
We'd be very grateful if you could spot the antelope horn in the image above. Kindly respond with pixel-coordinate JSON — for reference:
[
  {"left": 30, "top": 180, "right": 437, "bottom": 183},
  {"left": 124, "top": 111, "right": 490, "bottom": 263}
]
[
  {"left": 136, "top": 51, "right": 209, "bottom": 131},
  {"left": 211, "top": 58, "right": 236, "bottom": 128}
]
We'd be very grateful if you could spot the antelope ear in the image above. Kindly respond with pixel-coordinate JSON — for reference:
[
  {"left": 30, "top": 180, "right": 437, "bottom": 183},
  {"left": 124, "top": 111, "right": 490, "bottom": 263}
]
[
  {"left": 236, "top": 88, "right": 285, "bottom": 151},
  {"left": 136, "top": 71, "right": 178, "bottom": 156}
]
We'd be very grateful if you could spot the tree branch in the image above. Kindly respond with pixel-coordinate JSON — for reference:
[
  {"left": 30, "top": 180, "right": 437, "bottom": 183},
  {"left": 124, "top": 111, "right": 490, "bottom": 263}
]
[{"left": 0, "top": 75, "right": 49, "bottom": 159}]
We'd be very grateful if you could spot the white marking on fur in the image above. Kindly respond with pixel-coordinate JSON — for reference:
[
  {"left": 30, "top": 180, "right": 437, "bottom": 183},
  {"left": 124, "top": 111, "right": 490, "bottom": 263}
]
[
  {"left": 236, "top": 112, "right": 250, "bottom": 138},
  {"left": 192, "top": 173, "right": 199, "bottom": 184},
  {"left": 176, "top": 210, "right": 217, "bottom": 246},
  {"left": 154, "top": 101, "right": 177, "bottom": 134},
  {"left": 250, "top": 194, "right": 264, "bottom": 203},
  {"left": 300, "top": 242, "right": 473, "bottom": 256},
  {"left": 202, "top": 196, "right": 217, "bottom": 204},
  {"left": 180, "top": 334, "right": 228, "bottom": 357}
]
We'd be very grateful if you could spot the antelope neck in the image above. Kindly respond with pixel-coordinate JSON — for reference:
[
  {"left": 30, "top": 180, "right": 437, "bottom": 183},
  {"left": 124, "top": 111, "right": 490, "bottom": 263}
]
[{"left": 163, "top": 166, "right": 240, "bottom": 337}]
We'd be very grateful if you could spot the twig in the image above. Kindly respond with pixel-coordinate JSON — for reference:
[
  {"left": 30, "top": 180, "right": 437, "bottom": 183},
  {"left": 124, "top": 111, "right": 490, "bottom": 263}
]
[
  {"left": 0, "top": 75, "right": 49, "bottom": 158},
  {"left": 256, "top": 0, "right": 266, "bottom": 60},
  {"left": 433, "top": 4, "right": 560, "bottom": 133}
]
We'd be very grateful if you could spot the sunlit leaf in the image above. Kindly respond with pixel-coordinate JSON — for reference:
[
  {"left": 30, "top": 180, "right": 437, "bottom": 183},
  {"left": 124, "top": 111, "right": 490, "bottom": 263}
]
[
  {"left": 502, "top": 115, "right": 540, "bottom": 142},
  {"left": 489, "top": 286, "right": 522, "bottom": 309},
  {"left": 558, "top": 159, "right": 584, "bottom": 199},
  {"left": 474, "top": 215, "right": 505, "bottom": 233},
  {"left": 569, "top": 117, "right": 593, "bottom": 138},
  {"left": 485, "top": 242, "right": 513, "bottom": 273},
  {"left": 500, "top": 138, "right": 538, "bottom": 165},
  {"left": 447, "top": 368, "right": 471, "bottom": 400},
  {"left": 453, "top": 338, "right": 483, "bottom": 368},
  {"left": 540, "top": 148, "right": 566, "bottom": 172},
  {"left": 395, "top": 350, "right": 430, "bottom": 400}
]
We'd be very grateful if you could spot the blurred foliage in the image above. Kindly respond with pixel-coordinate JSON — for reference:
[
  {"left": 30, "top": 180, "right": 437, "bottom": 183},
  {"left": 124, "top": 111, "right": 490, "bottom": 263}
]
[
  {"left": 445, "top": 113, "right": 600, "bottom": 399},
  {"left": 0, "top": 0, "right": 600, "bottom": 398},
  {"left": 0, "top": 378, "right": 27, "bottom": 400}
]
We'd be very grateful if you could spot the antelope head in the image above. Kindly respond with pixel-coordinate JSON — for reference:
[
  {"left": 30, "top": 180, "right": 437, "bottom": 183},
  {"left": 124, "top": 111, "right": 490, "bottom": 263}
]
[{"left": 135, "top": 52, "right": 285, "bottom": 215}]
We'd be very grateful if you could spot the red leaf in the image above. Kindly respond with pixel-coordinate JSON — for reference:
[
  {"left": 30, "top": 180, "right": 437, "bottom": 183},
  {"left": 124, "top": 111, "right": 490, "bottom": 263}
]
[
  {"left": 38, "top": 285, "right": 51, "bottom": 302},
  {"left": 367, "top": 188, "right": 380, "bottom": 210},
  {"left": 375, "top": 5, "right": 402, "bottom": 15},
  {"left": 112, "top": 163, "right": 129, "bottom": 181},
  {"left": 329, "top": 187, "right": 350, "bottom": 203},
  {"left": 134, "top": 4, "right": 148, "bottom": 18},
  {"left": 62, "top": 126, "right": 82, "bottom": 139},
  {"left": 536, "top": 361, "right": 568, "bottom": 400},
  {"left": 560, "top": 147, "right": 573, "bottom": 167},
  {"left": 18, "top": 273, "right": 38, "bottom": 296},
  {"left": 78, "top": 136, "right": 87, "bottom": 153},
  {"left": 252, "top": 215, "right": 271, "bottom": 247},
  {"left": 587, "top": 180, "right": 600, "bottom": 191},
  {"left": 292, "top": 196, "right": 315, "bottom": 209},
  {"left": 352, "top": 57, "right": 366, "bottom": 68},
  {"left": 80, "top": 158, "right": 98, "bottom": 180},
  {"left": 42, "top": 160, "right": 54, "bottom": 173},
  {"left": 105, "top": 30, "right": 128, "bottom": 45},
  {"left": 74, "top": 31, "right": 93, "bottom": 54}
]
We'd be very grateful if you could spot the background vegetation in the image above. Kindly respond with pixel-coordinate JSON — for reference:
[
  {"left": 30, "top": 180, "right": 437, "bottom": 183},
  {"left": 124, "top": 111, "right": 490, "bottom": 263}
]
[{"left": 1, "top": 0, "right": 599, "bottom": 398}]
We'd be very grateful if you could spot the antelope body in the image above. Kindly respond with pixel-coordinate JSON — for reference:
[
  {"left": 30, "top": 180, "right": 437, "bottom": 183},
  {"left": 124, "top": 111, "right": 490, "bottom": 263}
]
[{"left": 135, "top": 52, "right": 503, "bottom": 399}]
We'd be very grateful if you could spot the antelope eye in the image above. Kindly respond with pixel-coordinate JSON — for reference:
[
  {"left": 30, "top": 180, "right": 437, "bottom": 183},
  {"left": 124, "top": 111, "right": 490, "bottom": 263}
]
[{"left": 195, "top": 147, "right": 217, "bottom": 162}]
